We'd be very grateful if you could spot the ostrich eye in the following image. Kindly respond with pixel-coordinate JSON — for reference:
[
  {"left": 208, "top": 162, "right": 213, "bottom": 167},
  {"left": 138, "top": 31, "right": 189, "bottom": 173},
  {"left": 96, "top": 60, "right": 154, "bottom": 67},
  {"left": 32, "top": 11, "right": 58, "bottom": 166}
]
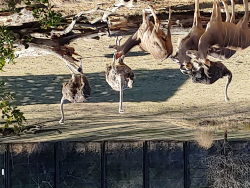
[{"left": 161, "top": 36, "right": 167, "bottom": 41}]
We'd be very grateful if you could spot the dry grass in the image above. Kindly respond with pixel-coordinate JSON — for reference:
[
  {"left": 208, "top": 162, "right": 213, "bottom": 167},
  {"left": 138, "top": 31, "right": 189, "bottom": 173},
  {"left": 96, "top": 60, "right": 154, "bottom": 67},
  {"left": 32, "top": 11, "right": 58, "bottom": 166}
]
[
  {"left": 10, "top": 142, "right": 50, "bottom": 155},
  {"left": 243, "top": 123, "right": 250, "bottom": 131},
  {"left": 75, "top": 142, "right": 101, "bottom": 153},
  {"left": 0, "top": 0, "right": 250, "bottom": 142},
  {"left": 195, "top": 130, "right": 214, "bottom": 149},
  {"left": 148, "top": 141, "right": 183, "bottom": 151},
  {"left": 57, "top": 142, "right": 101, "bottom": 154},
  {"left": 106, "top": 141, "right": 143, "bottom": 151},
  {"left": 1, "top": 0, "right": 246, "bottom": 27},
  {"left": 205, "top": 152, "right": 250, "bottom": 187},
  {"left": 48, "top": 0, "right": 214, "bottom": 17},
  {"left": 0, "top": 0, "right": 227, "bottom": 15},
  {"left": 0, "top": 34, "right": 249, "bottom": 142}
]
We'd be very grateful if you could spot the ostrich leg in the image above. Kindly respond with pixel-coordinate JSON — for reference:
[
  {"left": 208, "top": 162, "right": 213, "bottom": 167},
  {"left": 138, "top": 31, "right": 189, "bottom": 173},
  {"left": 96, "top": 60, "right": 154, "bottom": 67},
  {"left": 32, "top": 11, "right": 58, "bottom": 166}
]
[
  {"left": 148, "top": 5, "right": 160, "bottom": 32},
  {"left": 59, "top": 96, "right": 66, "bottom": 124},
  {"left": 225, "top": 71, "right": 232, "bottom": 101},
  {"left": 222, "top": 0, "right": 230, "bottom": 22},
  {"left": 119, "top": 75, "right": 125, "bottom": 113},
  {"left": 230, "top": 0, "right": 235, "bottom": 23}
]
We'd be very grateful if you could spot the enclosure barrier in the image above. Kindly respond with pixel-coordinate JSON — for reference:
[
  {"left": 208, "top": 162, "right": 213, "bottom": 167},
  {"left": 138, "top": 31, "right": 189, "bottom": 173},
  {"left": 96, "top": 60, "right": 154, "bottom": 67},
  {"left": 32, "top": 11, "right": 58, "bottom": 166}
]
[{"left": 0, "top": 140, "right": 248, "bottom": 188}]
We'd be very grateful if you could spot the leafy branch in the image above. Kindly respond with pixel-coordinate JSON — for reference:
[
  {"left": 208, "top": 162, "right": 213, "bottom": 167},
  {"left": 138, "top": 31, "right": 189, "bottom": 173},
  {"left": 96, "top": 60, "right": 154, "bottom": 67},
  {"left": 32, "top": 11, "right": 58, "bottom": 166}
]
[
  {"left": 25, "top": 0, "right": 62, "bottom": 29},
  {"left": 0, "top": 28, "right": 25, "bottom": 134},
  {"left": 0, "top": 83, "right": 26, "bottom": 134},
  {"left": 0, "top": 26, "right": 16, "bottom": 71},
  {"left": 0, "top": 99, "right": 26, "bottom": 133}
]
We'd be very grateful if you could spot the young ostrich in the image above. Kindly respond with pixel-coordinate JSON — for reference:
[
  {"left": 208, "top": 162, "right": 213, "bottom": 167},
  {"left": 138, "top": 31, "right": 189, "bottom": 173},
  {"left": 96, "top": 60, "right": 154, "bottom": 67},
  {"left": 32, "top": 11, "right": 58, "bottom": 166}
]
[
  {"left": 59, "top": 59, "right": 91, "bottom": 124},
  {"left": 180, "top": 59, "right": 232, "bottom": 101},
  {"left": 106, "top": 38, "right": 134, "bottom": 113}
]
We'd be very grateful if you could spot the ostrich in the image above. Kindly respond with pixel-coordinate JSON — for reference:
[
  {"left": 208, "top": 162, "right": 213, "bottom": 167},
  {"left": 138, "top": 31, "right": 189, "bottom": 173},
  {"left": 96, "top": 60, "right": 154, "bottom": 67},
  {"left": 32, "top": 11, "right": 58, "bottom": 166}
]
[
  {"left": 180, "top": 59, "right": 232, "bottom": 101},
  {"left": 59, "top": 59, "right": 91, "bottom": 124},
  {"left": 106, "top": 38, "right": 134, "bottom": 113},
  {"left": 108, "top": 6, "right": 173, "bottom": 61}
]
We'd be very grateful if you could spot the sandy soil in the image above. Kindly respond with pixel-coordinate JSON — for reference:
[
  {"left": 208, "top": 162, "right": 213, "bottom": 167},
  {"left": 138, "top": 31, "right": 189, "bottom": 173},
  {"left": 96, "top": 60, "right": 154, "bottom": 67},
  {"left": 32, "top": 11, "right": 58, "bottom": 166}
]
[
  {"left": 1, "top": 33, "right": 250, "bottom": 143},
  {"left": 1, "top": 1, "right": 250, "bottom": 142}
]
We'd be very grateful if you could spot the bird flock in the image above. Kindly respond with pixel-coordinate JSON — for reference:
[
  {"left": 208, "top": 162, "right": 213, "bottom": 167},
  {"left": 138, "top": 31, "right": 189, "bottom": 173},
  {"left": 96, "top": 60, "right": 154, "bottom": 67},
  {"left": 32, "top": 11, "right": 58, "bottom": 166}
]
[{"left": 59, "top": 0, "right": 249, "bottom": 123}]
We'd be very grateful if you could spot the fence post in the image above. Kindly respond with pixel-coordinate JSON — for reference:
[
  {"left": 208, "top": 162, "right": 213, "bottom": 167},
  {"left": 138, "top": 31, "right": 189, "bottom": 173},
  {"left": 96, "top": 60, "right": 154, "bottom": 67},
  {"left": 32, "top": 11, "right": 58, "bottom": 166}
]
[
  {"left": 101, "top": 141, "right": 106, "bottom": 188},
  {"left": 4, "top": 144, "right": 10, "bottom": 188},
  {"left": 184, "top": 141, "right": 189, "bottom": 188},
  {"left": 54, "top": 142, "right": 59, "bottom": 188},
  {"left": 143, "top": 141, "right": 149, "bottom": 188}
]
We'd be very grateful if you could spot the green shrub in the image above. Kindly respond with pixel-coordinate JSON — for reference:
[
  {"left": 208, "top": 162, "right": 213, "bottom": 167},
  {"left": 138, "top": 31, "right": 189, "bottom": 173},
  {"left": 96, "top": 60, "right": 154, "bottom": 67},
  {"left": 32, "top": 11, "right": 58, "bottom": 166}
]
[
  {"left": 0, "top": 26, "right": 16, "bottom": 71},
  {"left": 0, "top": 27, "right": 25, "bottom": 134},
  {"left": 25, "top": 0, "right": 62, "bottom": 29}
]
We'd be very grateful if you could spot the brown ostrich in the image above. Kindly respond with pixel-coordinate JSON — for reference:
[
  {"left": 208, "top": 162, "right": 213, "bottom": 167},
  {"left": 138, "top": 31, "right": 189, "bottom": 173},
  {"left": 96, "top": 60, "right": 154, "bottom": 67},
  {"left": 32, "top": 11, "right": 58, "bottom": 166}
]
[
  {"left": 59, "top": 59, "right": 91, "bottom": 124},
  {"left": 170, "top": 0, "right": 237, "bottom": 64},
  {"left": 109, "top": 6, "right": 173, "bottom": 61},
  {"left": 197, "top": 0, "right": 250, "bottom": 61},
  {"left": 105, "top": 50, "right": 134, "bottom": 113},
  {"left": 170, "top": 0, "right": 205, "bottom": 64},
  {"left": 180, "top": 59, "right": 232, "bottom": 101}
]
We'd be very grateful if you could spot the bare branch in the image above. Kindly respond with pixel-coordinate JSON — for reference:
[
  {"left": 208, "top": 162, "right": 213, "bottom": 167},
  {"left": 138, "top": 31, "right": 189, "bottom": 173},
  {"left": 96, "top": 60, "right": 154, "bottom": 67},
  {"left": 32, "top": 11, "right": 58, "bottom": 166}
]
[
  {"left": 102, "top": 5, "right": 123, "bottom": 23},
  {"left": 14, "top": 42, "right": 82, "bottom": 74},
  {"left": 50, "top": 5, "right": 101, "bottom": 37}
]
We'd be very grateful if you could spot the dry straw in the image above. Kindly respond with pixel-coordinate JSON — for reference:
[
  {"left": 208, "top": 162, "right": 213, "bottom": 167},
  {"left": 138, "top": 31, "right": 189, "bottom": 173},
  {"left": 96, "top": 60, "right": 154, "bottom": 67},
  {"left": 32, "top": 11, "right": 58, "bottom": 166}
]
[
  {"left": 75, "top": 142, "right": 101, "bottom": 153},
  {"left": 148, "top": 141, "right": 183, "bottom": 151},
  {"left": 59, "top": 141, "right": 101, "bottom": 154},
  {"left": 106, "top": 141, "right": 143, "bottom": 151},
  {"left": 10, "top": 143, "right": 50, "bottom": 155},
  {"left": 195, "top": 130, "right": 214, "bottom": 149}
]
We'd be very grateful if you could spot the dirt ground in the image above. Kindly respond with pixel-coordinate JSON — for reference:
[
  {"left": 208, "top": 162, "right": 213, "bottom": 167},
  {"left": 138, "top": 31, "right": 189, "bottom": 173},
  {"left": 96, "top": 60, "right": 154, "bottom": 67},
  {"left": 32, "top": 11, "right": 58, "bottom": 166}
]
[{"left": 1, "top": 0, "right": 250, "bottom": 143}]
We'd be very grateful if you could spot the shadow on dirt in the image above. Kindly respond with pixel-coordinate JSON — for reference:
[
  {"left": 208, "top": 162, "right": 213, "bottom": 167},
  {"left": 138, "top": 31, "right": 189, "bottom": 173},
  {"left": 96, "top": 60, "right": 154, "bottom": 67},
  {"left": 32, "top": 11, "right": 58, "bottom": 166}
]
[
  {"left": 0, "top": 68, "right": 188, "bottom": 106},
  {"left": 104, "top": 51, "right": 149, "bottom": 58}
]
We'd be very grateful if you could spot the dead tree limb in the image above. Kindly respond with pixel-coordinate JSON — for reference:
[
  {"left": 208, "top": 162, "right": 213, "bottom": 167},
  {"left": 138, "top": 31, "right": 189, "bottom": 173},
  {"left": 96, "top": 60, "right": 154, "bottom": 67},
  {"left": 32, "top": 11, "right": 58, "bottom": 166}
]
[{"left": 50, "top": 5, "right": 102, "bottom": 37}]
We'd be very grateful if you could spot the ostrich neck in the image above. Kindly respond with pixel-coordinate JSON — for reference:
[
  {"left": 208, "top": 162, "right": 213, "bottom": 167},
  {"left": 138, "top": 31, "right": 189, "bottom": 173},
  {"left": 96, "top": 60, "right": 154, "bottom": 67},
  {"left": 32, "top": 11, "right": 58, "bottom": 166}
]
[{"left": 120, "top": 32, "right": 141, "bottom": 55}]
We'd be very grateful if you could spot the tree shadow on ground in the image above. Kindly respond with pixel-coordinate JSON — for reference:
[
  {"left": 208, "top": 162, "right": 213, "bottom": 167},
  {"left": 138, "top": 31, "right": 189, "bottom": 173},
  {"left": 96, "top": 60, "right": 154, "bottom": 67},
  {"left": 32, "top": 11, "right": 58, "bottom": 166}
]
[
  {"left": 0, "top": 68, "right": 188, "bottom": 106},
  {"left": 104, "top": 51, "right": 149, "bottom": 58}
]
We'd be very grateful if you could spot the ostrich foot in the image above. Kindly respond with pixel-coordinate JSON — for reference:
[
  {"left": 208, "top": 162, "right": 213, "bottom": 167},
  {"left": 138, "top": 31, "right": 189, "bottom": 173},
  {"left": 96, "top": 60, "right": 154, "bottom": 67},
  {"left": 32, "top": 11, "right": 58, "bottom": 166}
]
[
  {"left": 143, "top": 8, "right": 151, "bottom": 13},
  {"left": 148, "top": 5, "right": 154, "bottom": 12},
  {"left": 225, "top": 97, "right": 230, "bottom": 102},
  {"left": 59, "top": 119, "right": 64, "bottom": 124},
  {"left": 119, "top": 109, "right": 124, "bottom": 114}
]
